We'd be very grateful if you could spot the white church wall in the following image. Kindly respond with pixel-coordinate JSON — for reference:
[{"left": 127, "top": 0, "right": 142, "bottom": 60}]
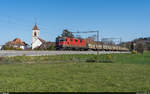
[
  {"left": 32, "top": 24, "right": 43, "bottom": 50},
  {"left": 32, "top": 37, "right": 38, "bottom": 44},
  {"left": 32, "top": 39, "right": 42, "bottom": 49}
]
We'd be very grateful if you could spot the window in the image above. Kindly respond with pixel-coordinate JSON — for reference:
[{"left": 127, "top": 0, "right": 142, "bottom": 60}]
[
  {"left": 75, "top": 39, "right": 78, "bottom": 42},
  {"left": 34, "top": 32, "right": 37, "bottom": 36}
]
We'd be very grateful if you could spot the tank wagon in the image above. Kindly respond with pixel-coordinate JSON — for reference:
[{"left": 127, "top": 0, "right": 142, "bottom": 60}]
[{"left": 56, "top": 37, "right": 129, "bottom": 51}]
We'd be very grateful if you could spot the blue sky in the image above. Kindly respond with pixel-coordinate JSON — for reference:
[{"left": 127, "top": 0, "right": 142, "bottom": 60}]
[{"left": 0, "top": 0, "right": 150, "bottom": 45}]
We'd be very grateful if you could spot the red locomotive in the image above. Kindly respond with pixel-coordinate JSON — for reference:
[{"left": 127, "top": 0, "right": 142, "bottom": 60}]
[{"left": 56, "top": 37, "right": 87, "bottom": 50}]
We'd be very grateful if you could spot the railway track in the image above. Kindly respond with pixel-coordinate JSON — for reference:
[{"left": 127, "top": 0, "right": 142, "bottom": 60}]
[{"left": 0, "top": 50, "right": 130, "bottom": 57}]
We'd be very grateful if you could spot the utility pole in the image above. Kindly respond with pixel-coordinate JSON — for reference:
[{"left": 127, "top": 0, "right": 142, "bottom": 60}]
[
  {"left": 120, "top": 37, "right": 122, "bottom": 44},
  {"left": 97, "top": 30, "right": 99, "bottom": 55}
]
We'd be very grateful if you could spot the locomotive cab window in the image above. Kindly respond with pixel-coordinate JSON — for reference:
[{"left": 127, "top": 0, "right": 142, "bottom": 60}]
[{"left": 60, "top": 38, "right": 65, "bottom": 42}]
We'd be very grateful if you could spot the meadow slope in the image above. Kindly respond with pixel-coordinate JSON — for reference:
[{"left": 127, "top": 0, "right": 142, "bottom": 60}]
[{"left": 0, "top": 52, "right": 149, "bottom": 92}]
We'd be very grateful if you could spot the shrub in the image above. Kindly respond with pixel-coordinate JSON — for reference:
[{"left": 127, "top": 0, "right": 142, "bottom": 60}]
[
  {"left": 2, "top": 45, "right": 23, "bottom": 50},
  {"left": 86, "top": 54, "right": 114, "bottom": 63},
  {"left": 106, "top": 54, "right": 113, "bottom": 61},
  {"left": 0, "top": 57, "right": 4, "bottom": 61},
  {"left": 101, "top": 54, "right": 113, "bottom": 63},
  {"left": 132, "top": 50, "right": 137, "bottom": 54},
  {"left": 15, "top": 48, "right": 23, "bottom": 50},
  {"left": 33, "top": 47, "right": 39, "bottom": 50},
  {"left": 47, "top": 45, "right": 56, "bottom": 50},
  {"left": 34, "top": 45, "right": 56, "bottom": 50},
  {"left": 86, "top": 55, "right": 97, "bottom": 62}
]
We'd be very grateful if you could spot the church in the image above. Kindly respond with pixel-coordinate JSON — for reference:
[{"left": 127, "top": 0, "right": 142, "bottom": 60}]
[{"left": 32, "top": 24, "right": 46, "bottom": 49}]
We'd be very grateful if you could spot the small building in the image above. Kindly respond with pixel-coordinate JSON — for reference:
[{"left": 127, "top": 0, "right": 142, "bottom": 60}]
[
  {"left": 32, "top": 24, "right": 46, "bottom": 49},
  {"left": 5, "top": 38, "right": 29, "bottom": 50},
  {"left": 36, "top": 42, "right": 56, "bottom": 50},
  {"left": 0, "top": 45, "right": 3, "bottom": 50}
]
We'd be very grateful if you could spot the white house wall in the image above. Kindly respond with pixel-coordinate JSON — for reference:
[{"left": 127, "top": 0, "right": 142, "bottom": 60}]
[
  {"left": 0, "top": 46, "right": 2, "bottom": 50},
  {"left": 20, "top": 46, "right": 25, "bottom": 49}
]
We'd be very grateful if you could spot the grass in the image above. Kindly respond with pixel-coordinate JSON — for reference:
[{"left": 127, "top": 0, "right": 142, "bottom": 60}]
[{"left": 0, "top": 52, "right": 150, "bottom": 92}]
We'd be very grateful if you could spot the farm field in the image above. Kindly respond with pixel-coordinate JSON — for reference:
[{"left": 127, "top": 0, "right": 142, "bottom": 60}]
[{"left": 0, "top": 52, "right": 150, "bottom": 92}]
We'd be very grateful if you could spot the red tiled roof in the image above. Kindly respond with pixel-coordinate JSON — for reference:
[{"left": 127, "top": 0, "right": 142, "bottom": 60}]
[{"left": 6, "top": 38, "right": 28, "bottom": 46}]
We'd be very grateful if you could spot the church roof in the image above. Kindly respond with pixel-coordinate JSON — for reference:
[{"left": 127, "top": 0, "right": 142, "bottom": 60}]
[
  {"left": 38, "top": 38, "right": 46, "bottom": 43},
  {"left": 37, "top": 42, "right": 56, "bottom": 49},
  {"left": 32, "top": 24, "right": 39, "bottom": 30}
]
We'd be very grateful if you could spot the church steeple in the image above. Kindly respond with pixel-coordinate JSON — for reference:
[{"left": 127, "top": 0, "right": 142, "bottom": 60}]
[
  {"left": 31, "top": 23, "right": 45, "bottom": 50},
  {"left": 32, "top": 24, "right": 39, "bottom": 30},
  {"left": 32, "top": 24, "right": 40, "bottom": 45}
]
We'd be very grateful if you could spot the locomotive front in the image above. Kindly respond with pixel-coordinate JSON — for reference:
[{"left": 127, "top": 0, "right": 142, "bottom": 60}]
[{"left": 56, "top": 37, "right": 87, "bottom": 50}]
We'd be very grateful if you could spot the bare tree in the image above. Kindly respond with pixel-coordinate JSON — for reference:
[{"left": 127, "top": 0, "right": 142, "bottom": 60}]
[{"left": 136, "top": 42, "right": 144, "bottom": 54}]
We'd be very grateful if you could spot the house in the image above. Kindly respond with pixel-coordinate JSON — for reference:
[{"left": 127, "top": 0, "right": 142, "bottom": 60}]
[
  {"left": 0, "top": 45, "right": 3, "bottom": 50},
  {"left": 32, "top": 24, "right": 46, "bottom": 49},
  {"left": 5, "top": 38, "right": 29, "bottom": 50}
]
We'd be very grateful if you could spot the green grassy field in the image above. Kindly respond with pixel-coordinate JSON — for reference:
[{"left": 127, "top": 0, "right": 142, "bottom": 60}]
[{"left": 0, "top": 52, "right": 150, "bottom": 92}]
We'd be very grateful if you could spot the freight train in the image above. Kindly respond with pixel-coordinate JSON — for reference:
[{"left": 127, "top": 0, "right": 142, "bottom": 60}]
[{"left": 56, "top": 36, "right": 129, "bottom": 51}]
